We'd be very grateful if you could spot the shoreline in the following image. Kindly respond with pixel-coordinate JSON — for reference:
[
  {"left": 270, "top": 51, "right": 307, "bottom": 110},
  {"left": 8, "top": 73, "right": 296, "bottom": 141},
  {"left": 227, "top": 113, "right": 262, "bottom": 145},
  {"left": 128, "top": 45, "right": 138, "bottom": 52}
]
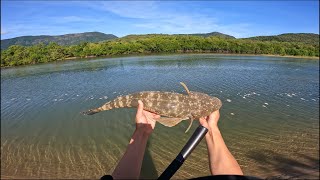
[
  {"left": 1, "top": 52, "right": 318, "bottom": 69},
  {"left": 209, "top": 53, "right": 319, "bottom": 59},
  {"left": 66, "top": 52, "right": 320, "bottom": 60}
]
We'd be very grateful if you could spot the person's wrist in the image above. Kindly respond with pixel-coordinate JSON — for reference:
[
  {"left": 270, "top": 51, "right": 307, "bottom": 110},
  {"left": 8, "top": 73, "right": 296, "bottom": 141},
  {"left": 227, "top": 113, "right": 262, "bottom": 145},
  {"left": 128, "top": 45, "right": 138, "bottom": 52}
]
[
  {"left": 208, "top": 124, "right": 220, "bottom": 134},
  {"left": 135, "top": 124, "right": 153, "bottom": 136},
  {"left": 208, "top": 123, "right": 218, "bottom": 129}
]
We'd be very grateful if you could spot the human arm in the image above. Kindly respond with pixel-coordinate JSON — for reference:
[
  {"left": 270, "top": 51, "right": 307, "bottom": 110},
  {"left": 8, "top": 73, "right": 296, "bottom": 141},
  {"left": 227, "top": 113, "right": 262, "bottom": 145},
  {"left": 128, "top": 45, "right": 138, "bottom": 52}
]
[
  {"left": 199, "top": 110, "right": 243, "bottom": 175},
  {"left": 112, "top": 100, "right": 160, "bottom": 179}
]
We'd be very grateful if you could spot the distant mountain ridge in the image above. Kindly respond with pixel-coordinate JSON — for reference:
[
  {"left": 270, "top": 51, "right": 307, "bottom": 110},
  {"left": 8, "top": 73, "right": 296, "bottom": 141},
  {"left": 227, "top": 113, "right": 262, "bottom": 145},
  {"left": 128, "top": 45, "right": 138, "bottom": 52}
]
[
  {"left": 1, "top": 32, "right": 318, "bottom": 50},
  {"left": 182, "top": 32, "right": 236, "bottom": 39},
  {"left": 2, "top": 31, "right": 318, "bottom": 67},
  {"left": 243, "top": 33, "right": 319, "bottom": 45},
  {"left": 121, "top": 32, "right": 236, "bottom": 39},
  {"left": 1, "top": 32, "right": 118, "bottom": 50}
]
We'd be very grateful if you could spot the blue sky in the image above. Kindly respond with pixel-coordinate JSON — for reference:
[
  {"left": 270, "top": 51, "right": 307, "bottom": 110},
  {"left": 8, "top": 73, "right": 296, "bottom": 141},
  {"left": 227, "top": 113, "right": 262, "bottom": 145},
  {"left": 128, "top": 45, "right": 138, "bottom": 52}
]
[{"left": 1, "top": 1, "right": 319, "bottom": 39}]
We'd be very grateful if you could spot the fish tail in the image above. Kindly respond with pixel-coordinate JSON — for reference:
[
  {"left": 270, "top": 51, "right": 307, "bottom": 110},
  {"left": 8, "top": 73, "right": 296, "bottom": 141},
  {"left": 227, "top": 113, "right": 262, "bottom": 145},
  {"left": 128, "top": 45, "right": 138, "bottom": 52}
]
[
  {"left": 82, "top": 95, "right": 136, "bottom": 115},
  {"left": 82, "top": 102, "right": 113, "bottom": 115},
  {"left": 82, "top": 107, "right": 103, "bottom": 115}
]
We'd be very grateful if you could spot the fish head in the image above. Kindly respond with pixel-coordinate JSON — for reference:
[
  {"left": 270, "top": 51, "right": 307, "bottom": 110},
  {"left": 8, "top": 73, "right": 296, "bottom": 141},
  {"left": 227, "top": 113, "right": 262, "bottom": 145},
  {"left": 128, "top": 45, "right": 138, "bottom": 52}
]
[
  {"left": 206, "top": 97, "right": 222, "bottom": 112},
  {"left": 190, "top": 92, "right": 222, "bottom": 117},
  {"left": 199, "top": 97, "right": 222, "bottom": 117}
]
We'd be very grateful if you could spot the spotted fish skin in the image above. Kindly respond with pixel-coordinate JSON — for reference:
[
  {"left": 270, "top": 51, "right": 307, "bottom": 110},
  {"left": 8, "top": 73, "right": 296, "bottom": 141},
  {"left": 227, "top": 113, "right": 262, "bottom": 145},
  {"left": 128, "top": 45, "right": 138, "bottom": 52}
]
[{"left": 83, "top": 91, "right": 222, "bottom": 120}]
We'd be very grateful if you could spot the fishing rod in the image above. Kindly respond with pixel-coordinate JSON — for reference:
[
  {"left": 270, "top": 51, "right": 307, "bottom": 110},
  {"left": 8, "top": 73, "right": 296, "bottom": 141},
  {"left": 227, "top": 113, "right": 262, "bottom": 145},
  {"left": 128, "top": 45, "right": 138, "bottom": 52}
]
[{"left": 158, "top": 125, "right": 208, "bottom": 180}]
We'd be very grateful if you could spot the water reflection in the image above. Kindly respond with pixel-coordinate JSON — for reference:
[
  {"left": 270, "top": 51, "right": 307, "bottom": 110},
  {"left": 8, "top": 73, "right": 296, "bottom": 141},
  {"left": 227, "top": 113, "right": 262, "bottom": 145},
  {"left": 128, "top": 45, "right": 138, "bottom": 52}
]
[{"left": 3, "top": 54, "right": 317, "bottom": 79}]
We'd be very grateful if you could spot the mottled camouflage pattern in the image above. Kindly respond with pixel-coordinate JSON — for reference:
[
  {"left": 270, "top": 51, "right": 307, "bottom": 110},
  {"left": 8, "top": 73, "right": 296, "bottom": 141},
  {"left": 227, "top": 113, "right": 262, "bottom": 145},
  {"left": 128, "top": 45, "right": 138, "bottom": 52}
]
[{"left": 83, "top": 87, "right": 222, "bottom": 120}]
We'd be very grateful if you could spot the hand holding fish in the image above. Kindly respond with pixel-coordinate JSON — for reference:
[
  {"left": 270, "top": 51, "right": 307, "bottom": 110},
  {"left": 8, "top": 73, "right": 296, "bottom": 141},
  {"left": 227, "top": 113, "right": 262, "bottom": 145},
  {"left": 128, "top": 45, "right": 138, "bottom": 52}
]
[
  {"left": 83, "top": 82, "right": 222, "bottom": 133},
  {"left": 109, "top": 88, "right": 243, "bottom": 179},
  {"left": 199, "top": 110, "right": 220, "bottom": 130},
  {"left": 135, "top": 100, "right": 160, "bottom": 135}
]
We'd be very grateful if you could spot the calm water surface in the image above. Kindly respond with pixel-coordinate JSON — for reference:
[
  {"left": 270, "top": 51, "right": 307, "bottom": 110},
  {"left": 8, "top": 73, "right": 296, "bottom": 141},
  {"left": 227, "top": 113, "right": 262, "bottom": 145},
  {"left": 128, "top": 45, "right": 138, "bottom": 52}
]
[{"left": 1, "top": 54, "right": 319, "bottom": 179}]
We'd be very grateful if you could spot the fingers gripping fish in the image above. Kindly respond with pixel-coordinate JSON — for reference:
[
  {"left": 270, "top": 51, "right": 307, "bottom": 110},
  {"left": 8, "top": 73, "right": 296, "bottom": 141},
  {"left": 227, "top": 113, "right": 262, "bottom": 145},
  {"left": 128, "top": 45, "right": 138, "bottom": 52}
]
[{"left": 82, "top": 82, "right": 222, "bottom": 133}]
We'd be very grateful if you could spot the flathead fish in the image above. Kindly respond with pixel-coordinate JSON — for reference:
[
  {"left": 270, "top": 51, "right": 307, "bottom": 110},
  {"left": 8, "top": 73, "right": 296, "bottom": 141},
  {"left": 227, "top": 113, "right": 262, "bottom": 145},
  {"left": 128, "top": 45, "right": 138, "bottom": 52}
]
[{"left": 82, "top": 82, "right": 222, "bottom": 132}]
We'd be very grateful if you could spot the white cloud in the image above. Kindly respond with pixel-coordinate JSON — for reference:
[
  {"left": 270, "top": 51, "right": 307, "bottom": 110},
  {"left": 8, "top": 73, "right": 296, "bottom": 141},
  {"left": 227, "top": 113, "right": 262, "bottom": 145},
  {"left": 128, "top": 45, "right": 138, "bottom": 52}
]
[
  {"left": 88, "top": 1, "right": 253, "bottom": 38},
  {"left": 1, "top": 1, "right": 258, "bottom": 38},
  {"left": 133, "top": 12, "right": 252, "bottom": 38}
]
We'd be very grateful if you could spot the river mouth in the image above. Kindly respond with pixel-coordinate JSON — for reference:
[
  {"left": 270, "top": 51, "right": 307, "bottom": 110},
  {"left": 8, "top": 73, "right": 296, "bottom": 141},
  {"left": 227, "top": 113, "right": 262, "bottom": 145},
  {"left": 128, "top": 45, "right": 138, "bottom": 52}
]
[{"left": 1, "top": 54, "right": 319, "bottom": 179}]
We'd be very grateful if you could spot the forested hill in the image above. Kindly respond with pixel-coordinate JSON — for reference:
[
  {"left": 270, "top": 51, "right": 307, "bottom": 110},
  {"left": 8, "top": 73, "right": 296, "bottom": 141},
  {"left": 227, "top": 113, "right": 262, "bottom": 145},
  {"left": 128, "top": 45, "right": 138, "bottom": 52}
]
[
  {"left": 183, "top": 32, "right": 236, "bottom": 39},
  {"left": 3, "top": 32, "right": 317, "bottom": 50},
  {"left": 122, "top": 32, "right": 235, "bottom": 40},
  {"left": 1, "top": 32, "right": 118, "bottom": 50},
  {"left": 243, "top": 33, "right": 319, "bottom": 45}
]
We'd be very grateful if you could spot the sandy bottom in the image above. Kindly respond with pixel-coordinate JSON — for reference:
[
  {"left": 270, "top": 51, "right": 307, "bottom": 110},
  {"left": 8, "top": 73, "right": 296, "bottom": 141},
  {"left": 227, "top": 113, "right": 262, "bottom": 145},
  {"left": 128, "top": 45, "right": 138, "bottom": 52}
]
[{"left": 1, "top": 127, "right": 319, "bottom": 179}]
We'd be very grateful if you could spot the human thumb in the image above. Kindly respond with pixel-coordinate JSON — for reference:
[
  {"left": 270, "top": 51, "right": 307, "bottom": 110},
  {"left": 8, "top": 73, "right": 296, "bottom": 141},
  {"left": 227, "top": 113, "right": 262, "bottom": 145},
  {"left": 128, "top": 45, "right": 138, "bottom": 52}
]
[{"left": 136, "top": 100, "right": 144, "bottom": 117}]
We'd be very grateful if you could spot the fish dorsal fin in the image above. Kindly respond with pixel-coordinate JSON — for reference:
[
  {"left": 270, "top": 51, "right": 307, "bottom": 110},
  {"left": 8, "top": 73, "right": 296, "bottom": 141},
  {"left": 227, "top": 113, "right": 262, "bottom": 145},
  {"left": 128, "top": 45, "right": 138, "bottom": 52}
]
[
  {"left": 185, "top": 119, "right": 194, "bottom": 133},
  {"left": 156, "top": 117, "right": 188, "bottom": 127},
  {"left": 180, "top": 82, "right": 190, "bottom": 95}
]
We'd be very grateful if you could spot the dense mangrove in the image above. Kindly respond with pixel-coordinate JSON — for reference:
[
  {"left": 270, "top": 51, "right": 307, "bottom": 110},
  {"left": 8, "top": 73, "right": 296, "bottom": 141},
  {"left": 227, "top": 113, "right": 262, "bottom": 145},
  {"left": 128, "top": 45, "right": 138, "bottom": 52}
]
[{"left": 1, "top": 35, "right": 319, "bottom": 67}]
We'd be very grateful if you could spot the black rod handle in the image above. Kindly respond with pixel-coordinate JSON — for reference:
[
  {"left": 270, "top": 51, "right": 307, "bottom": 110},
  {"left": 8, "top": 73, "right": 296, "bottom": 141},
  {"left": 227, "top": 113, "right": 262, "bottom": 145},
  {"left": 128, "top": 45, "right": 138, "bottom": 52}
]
[
  {"left": 158, "top": 125, "right": 208, "bottom": 180},
  {"left": 180, "top": 125, "right": 208, "bottom": 159}
]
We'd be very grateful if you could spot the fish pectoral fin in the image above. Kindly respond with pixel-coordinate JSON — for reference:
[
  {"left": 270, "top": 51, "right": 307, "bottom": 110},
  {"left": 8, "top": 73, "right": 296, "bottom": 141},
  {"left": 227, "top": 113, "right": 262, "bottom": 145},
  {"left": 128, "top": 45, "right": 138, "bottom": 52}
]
[
  {"left": 185, "top": 119, "right": 194, "bottom": 133},
  {"left": 156, "top": 117, "right": 188, "bottom": 127},
  {"left": 180, "top": 82, "right": 190, "bottom": 95},
  {"left": 145, "top": 115, "right": 156, "bottom": 123}
]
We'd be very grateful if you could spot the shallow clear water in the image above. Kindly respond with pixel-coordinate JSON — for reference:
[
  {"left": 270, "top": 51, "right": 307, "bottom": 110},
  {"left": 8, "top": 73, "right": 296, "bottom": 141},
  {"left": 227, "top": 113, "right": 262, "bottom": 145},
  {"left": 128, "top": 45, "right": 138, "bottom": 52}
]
[{"left": 1, "top": 54, "right": 319, "bottom": 179}]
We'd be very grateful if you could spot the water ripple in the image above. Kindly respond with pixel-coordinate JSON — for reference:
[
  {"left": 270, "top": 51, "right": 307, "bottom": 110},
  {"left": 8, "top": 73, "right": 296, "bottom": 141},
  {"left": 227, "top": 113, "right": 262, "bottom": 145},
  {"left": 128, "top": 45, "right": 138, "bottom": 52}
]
[{"left": 1, "top": 55, "right": 319, "bottom": 179}]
